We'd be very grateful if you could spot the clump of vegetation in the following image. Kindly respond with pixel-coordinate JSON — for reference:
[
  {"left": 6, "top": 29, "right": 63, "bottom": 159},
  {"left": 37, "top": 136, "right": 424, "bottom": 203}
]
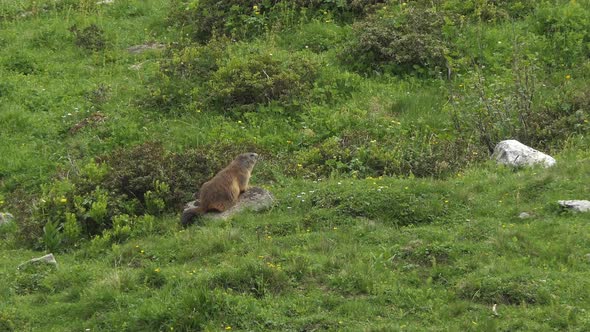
[
  {"left": 203, "top": 47, "right": 319, "bottom": 114},
  {"left": 532, "top": 2, "right": 590, "bottom": 67},
  {"left": 169, "top": 0, "right": 385, "bottom": 44},
  {"left": 69, "top": 24, "right": 106, "bottom": 51},
  {"left": 340, "top": 4, "right": 449, "bottom": 76},
  {"left": 443, "top": 0, "right": 537, "bottom": 21},
  {"left": 13, "top": 143, "right": 232, "bottom": 250},
  {"left": 149, "top": 42, "right": 319, "bottom": 115}
]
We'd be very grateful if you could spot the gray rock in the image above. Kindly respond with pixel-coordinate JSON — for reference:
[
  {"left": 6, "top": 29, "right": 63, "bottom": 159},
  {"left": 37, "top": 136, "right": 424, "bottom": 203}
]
[
  {"left": 184, "top": 187, "right": 274, "bottom": 221},
  {"left": 18, "top": 253, "right": 58, "bottom": 270},
  {"left": 492, "top": 140, "right": 556, "bottom": 168},
  {"left": 518, "top": 212, "right": 531, "bottom": 219},
  {"left": 0, "top": 212, "right": 14, "bottom": 225},
  {"left": 558, "top": 200, "right": 590, "bottom": 213}
]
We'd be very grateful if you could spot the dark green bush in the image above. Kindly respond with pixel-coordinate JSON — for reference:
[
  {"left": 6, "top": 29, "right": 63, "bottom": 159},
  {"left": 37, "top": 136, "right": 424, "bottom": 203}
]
[
  {"left": 291, "top": 128, "right": 482, "bottom": 179},
  {"left": 147, "top": 42, "right": 319, "bottom": 114},
  {"left": 203, "top": 48, "right": 319, "bottom": 114},
  {"left": 11, "top": 141, "right": 274, "bottom": 249},
  {"left": 169, "top": 0, "right": 384, "bottom": 44},
  {"left": 443, "top": 0, "right": 537, "bottom": 21},
  {"left": 340, "top": 5, "right": 449, "bottom": 76}
]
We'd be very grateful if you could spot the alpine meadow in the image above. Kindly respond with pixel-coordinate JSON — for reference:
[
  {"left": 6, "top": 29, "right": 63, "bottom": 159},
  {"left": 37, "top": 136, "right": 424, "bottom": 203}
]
[{"left": 1, "top": 0, "right": 590, "bottom": 331}]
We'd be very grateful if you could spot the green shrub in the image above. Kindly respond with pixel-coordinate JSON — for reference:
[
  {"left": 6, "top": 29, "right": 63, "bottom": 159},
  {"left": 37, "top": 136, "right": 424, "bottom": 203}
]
[
  {"left": 450, "top": 64, "right": 590, "bottom": 152},
  {"left": 147, "top": 42, "right": 319, "bottom": 114},
  {"left": 340, "top": 5, "right": 449, "bottom": 76},
  {"left": 14, "top": 142, "right": 251, "bottom": 248},
  {"left": 443, "top": 0, "right": 537, "bottom": 21},
  {"left": 533, "top": 2, "right": 590, "bottom": 67},
  {"left": 169, "top": 0, "right": 384, "bottom": 44},
  {"left": 203, "top": 47, "right": 319, "bottom": 114}
]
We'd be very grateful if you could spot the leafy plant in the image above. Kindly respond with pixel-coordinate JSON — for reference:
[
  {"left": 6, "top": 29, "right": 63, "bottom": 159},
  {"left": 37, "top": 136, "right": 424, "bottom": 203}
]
[{"left": 42, "top": 220, "right": 62, "bottom": 252}]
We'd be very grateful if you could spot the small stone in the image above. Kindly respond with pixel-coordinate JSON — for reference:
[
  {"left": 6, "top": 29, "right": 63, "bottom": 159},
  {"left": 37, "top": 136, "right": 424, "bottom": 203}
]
[
  {"left": 518, "top": 212, "right": 531, "bottom": 219},
  {"left": 558, "top": 200, "right": 590, "bottom": 213}
]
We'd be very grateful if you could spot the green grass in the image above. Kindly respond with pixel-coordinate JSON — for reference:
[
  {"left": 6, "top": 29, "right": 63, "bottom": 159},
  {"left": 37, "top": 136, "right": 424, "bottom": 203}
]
[
  {"left": 1, "top": 152, "right": 590, "bottom": 330},
  {"left": 1, "top": 0, "right": 590, "bottom": 330}
]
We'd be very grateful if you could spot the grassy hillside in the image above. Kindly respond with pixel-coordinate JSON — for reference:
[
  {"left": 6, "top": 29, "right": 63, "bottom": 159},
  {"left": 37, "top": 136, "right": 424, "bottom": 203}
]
[{"left": 1, "top": 0, "right": 590, "bottom": 330}]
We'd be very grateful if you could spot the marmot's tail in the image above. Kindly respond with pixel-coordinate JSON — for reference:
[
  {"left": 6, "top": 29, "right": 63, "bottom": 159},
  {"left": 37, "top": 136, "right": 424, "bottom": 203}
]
[{"left": 181, "top": 207, "right": 203, "bottom": 227}]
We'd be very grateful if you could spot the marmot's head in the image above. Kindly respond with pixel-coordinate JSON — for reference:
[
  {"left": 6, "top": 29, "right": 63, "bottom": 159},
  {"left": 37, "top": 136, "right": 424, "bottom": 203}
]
[{"left": 235, "top": 152, "right": 258, "bottom": 170}]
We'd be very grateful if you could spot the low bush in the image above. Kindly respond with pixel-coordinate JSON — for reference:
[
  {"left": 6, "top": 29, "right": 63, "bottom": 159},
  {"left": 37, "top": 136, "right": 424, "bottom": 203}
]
[
  {"left": 450, "top": 65, "right": 590, "bottom": 153},
  {"left": 203, "top": 47, "right": 319, "bottom": 114},
  {"left": 148, "top": 42, "right": 320, "bottom": 115},
  {"left": 168, "top": 0, "right": 385, "bottom": 44},
  {"left": 443, "top": 0, "right": 537, "bottom": 21},
  {"left": 11, "top": 142, "right": 245, "bottom": 249},
  {"left": 340, "top": 4, "right": 449, "bottom": 76},
  {"left": 532, "top": 2, "right": 590, "bottom": 67}
]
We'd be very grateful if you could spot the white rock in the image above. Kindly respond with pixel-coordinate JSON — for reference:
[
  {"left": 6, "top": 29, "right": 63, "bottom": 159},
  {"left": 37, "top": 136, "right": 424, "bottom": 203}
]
[
  {"left": 0, "top": 212, "right": 14, "bottom": 225},
  {"left": 492, "top": 140, "right": 556, "bottom": 168},
  {"left": 18, "top": 253, "right": 58, "bottom": 269},
  {"left": 558, "top": 200, "right": 590, "bottom": 213}
]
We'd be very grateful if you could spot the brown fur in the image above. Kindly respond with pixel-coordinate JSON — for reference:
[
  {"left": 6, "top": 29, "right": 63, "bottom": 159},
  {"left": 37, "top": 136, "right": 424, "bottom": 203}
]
[{"left": 181, "top": 152, "right": 258, "bottom": 226}]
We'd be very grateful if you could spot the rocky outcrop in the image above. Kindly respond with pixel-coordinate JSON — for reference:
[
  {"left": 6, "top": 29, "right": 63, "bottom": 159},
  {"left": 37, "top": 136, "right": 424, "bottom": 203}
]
[
  {"left": 492, "top": 140, "right": 556, "bottom": 168},
  {"left": 183, "top": 187, "right": 274, "bottom": 221}
]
